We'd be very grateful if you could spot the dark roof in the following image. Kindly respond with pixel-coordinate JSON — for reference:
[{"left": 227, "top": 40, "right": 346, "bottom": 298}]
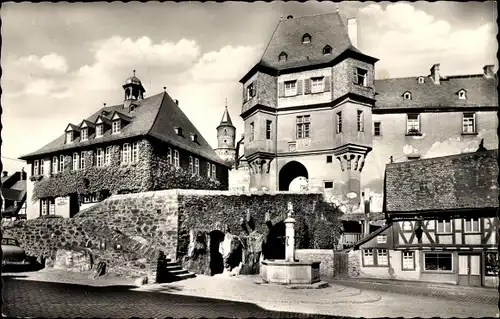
[
  {"left": 1, "top": 188, "right": 25, "bottom": 201},
  {"left": 19, "top": 92, "right": 229, "bottom": 166},
  {"left": 374, "top": 75, "right": 498, "bottom": 110},
  {"left": 352, "top": 223, "right": 392, "bottom": 250},
  {"left": 218, "top": 106, "right": 234, "bottom": 127},
  {"left": 385, "top": 149, "right": 499, "bottom": 214}
]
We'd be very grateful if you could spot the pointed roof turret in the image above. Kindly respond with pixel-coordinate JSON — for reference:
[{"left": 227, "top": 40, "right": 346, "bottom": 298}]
[{"left": 218, "top": 99, "right": 234, "bottom": 128}]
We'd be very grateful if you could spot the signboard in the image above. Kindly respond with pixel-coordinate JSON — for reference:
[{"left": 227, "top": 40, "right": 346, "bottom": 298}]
[{"left": 56, "top": 197, "right": 68, "bottom": 206}]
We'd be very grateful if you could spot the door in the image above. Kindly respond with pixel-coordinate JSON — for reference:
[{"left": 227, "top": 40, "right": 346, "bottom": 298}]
[
  {"left": 334, "top": 252, "right": 348, "bottom": 278},
  {"left": 458, "top": 254, "right": 481, "bottom": 287}
]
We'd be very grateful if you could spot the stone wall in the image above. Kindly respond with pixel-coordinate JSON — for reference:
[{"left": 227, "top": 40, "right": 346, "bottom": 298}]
[{"left": 295, "top": 249, "right": 334, "bottom": 278}]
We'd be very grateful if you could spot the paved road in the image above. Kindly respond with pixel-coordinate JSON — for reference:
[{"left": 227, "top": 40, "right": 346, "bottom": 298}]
[{"left": 2, "top": 275, "right": 324, "bottom": 318}]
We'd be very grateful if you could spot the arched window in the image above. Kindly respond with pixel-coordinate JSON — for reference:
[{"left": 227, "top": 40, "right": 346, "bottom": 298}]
[
  {"left": 279, "top": 52, "right": 288, "bottom": 62},
  {"left": 403, "top": 91, "right": 412, "bottom": 100},
  {"left": 323, "top": 45, "right": 332, "bottom": 55},
  {"left": 302, "top": 33, "right": 311, "bottom": 44}
]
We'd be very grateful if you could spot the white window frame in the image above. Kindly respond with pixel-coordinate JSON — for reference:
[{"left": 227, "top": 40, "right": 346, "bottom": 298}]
[
  {"left": 40, "top": 159, "right": 45, "bottom": 175},
  {"left": 207, "top": 163, "right": 211, "bottom": 178},
  {"left": 336, "top": 112, "right": 342, "bottom": 133},
  {"left": 296, "top": 115, "right": 311, "bottom": 139},
  {"left": 131, "top": 142, "right": 139, "bottom": 163},
  {"left": 424, "top": 252, "right": 453, "bottom": 272},
  {"left": 81, "top": 128, "right": 88, "bottom": 141},
  {"left": 96, "top": 148, "right": 104, "bottom": 167},
  {"left": 406, "top": 114, "right": 420, "bottom": 134},
  {"left": 167, "top": 148, "right": 172, "bottom": 165},
  {"left": 464, "top": 217, "right": 480, "bottom": 233},
  {"left": 49, "top": 199, "right": 55, "bottom": 215},
  {"left": 374, "top": 122, "right": 381, "bottom": 136},
  {"left": 402, "top": 251, "right": 415, "bottom": 270},
  {"left": 436, "top": 219, "right": 452, "bottom": 234},
  {"left": 105, "top": 147, "right": 112, "bottom": 166},
  {"left": 377, "top": 234, "right": 387, "bottom": 244},
  {"left": 96, "top": 124, "right": 103, "bottom": 138},
  {"left": 66, "top": 131, "right": 73, "bottom": 144},
  {"left": 418, "top": 77, "right": 425, "bottom": 84},
  {"left": 34, "top": 160, "right": 39, "bottom": 176},
  {"left": 354, "top": 67, "right": 368, "bottom": 87},
  {"left": 173, "top": 150, "right": 180, "bottom": 168},
  {"left": 377, "top": 249, "right": 389, "bottom": 266},
  {"left": 80, "top": 151, "right": 86, "bottom": 170},
  {"left": 73, "top": 153, "right": 79, "bottom": 171},
  {"left": 310, "top": 77, "right": 324, "bottom": 93},
  {"left": 458, "top": 90, "right": 467, "bottom": 100},
  {"left": 462, "top": 113, "right": 475, "bottom": 134},
  {"left": 357, "top": 110, "right": 364, "bottom": 132},
  {"left": 211, "top": 164, "right": 216, "bottom": 179},
  {"left": 41, "top": 199, "right": 48, "bottom": 215},
  {"left": 249, "top": 122, "right": 254, "bottom": 142},
  {"left": 122, "top": 143, "right": 130, "bottom": 164},
  {"left": 363, "top": 249, "right": 374, "bottom": 266},
  {"left": 59, "top": 155, "right": 65, "bottom": 172},
  {"left": 246, "top": 83, "right": 255, "bottom": 101},
  {"left": 266, "top": 120, "right": 272, "bottom": 140},
  {"left": 189, "top": 156, "right": 194, "bottom": 174},
  {"left": 403, "top": 92, "right": 412, "bottom": 100},
  {"left": 52, "top": 156, "right": 58, "bottom": 174},
  {"left": 194, "top": 158, "right": 200, "bottom": 176},
  {"left": 284, "top": 80, "right": 297, "bottom": 97},
  {"left": 112, "top": 120, "right": 121, "bottom": 134}
]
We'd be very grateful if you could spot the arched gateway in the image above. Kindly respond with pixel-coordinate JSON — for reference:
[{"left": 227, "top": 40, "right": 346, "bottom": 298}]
[{"left": 278, "top": 161, "right": 309, "bottom": 191}]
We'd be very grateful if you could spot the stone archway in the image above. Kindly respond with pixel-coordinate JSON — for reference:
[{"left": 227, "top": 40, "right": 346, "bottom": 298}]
[
  {"left": 263, "top": 221, "right": 286, "bottom": 260},
  {"left": 209, "top": 230, "right": 225, "bottom": 275},
  {"left": 279, "top": 161, "right": 309, "bottom": 191}
]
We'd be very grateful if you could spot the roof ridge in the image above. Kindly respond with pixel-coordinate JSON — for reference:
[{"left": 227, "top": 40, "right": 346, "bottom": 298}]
[
  {"left": 259, "top": 18, "right": 282, "bottom": 64},
  {"left": 285, "top": 11, "right": 341, "bottom": 20}
]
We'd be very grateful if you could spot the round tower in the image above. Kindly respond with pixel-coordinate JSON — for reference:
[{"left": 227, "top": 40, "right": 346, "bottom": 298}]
[{"left": 215, "top": 101, "right": 236, "bottom": 166}]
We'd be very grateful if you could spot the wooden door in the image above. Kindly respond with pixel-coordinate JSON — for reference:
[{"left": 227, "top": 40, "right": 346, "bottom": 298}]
[
  {"left": 458, "top": 254, "right": 481, "bottom": 287},
  {"left": 334, "top": 252, "right": 348, "bottom": 278}
]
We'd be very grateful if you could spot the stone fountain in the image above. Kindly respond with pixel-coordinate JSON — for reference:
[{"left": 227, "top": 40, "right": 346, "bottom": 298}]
[{"left": 260, "top": 203, "right": 328, "bottom": 288}]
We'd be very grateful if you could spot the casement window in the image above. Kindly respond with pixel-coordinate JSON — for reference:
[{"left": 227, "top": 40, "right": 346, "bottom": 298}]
[
  {"left": 326, "top": 155, "right": 333, "bottom": 163},
  {"left": 377, "top": 234, "right": 387, "bottom": 244},
  {"left": 189, "top": 156, "right": 194, "bottom": 174},
  {"left": 59, "top": 155, "right": 65, "bottom": 172},
  {"left": 40, "top": 159, "right": 45, "bottom": 175},
  {"left": 311, "top": 77, "right": 324, "bottom": 93},
  {"left": 266, "top": 120, "right": 272, "bottom": 140},
  {"left": 105, "top": 147, "right": 112, "bottom": 166},
  {"left": 194, "top": 158, "right": 200, "bottom": 176},
  {"left": 324, "top": 181, "right": 333, "bottom": 189},
  {"left": 72, "top": 153, "right": 79, "bottom": 170},
  {"left": 402, "top": 221, "right": 412, "bottom": 231},
  {"left": 464, "top": 217, "right": 480, "bottom": 233},
  {"left": 173, "top": 150, "right": 180, "bottom": 168},
  {"left": 82, "top": 194, "right": 98, "bottom": 204},
  {"left": 246, "top": 83, "right": 255, "bottom": 101},
  {"left": 48, "top": 199, "right": 55, "bottom": 215},
  {"left": 66, "top": 132, "right": 73, "bottom": 144},
  {"left": 458, "top": 89, "right": 467, "bottom": 100},
  {"left": 207, "top": 163, "right": 211, "bottom": 178},
  {"left": 80, "top": 152, "right": 86, "bottom": 170},
  {"left": 167, "top": 148, "right": 172, "bottom": 165},
  {"left": 402, "top": 251, "right": 415, "bottom": 270},
  {"left": 363, "top": 249, "right": 374, "bottom": 266},
  {"left": 354, "top": 67, "right": 368, "bottom": 86},
  {"left": 122, "top": 143, "right": 130, "bottom": 164},
  {"left": 40, "top": 199, "right": 48, "bottom": 215},
  {"left": 406, "top": 114, "right": 420, "bottom": 134},
  {"left": 336, "top": 112, "right": 342, "bottom": 133},
  {"left": 424, "top": 252, "right": 453, "bottom": 272},
  {"left": 211, "top": 163, "right": 216, "bottom": 179},
  {"left": 249, "top": 122, "right": 254, "bottom": 142},
  {"left": 437, "top": 219, "right": 452, "bottom": 234},
  {"left": 112, "top": 120, "right": 121, "bottom": 134},
  {"left": 52, "top": 156, "right": 58, "bottom": 174},
  {"left": 284, "top": 80, "right": 297, "bottom": 97},
  {"left": 374, "top": 122, "right": 381, "bottom": 136},
  {"left": 296, "top": 115, "right": 310, "bottom": 139},
  {"left": 33, "top": 160, "right": 39, "bottom": 175},
  {"left": 81, "top": 128, "right": 88, "bottom": 141},
  {"left": 377, "top": 249, "right": 389, "bottom": 266},
  {"left": 357, "top": 110, "right": 364, "bottom": 132},
  {"left": 462, "top": 113, "right": 476, "bottom": 134},
  {"left": 96, "top": 148, "right": 104, "bottom": 167},
  {"left": 96, "top": 124, "right": 103, "bottom": 138},
  {"left": 131, "top": 142, "right": 139, "bottom": 163}
]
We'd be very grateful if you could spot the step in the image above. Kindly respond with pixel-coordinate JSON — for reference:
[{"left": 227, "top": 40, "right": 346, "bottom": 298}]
[
  {"left": 166, "top": 265, "right": 182, "bottom": 271},
  {"left": 176, "top": 272, "right": 196, "bottom": 280},
  {"left": 170, "top": 269, "right": 190, "bottom": 276}
]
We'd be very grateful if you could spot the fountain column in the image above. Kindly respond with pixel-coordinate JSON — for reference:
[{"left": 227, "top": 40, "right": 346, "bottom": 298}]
[{"left": 284, "top": 202, "right": 296, "bottom": 262}]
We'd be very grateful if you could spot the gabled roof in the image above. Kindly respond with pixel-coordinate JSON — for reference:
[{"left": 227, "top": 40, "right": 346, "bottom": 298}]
[
  {"left": 65, "top": 124, "right": 80, "bottom": 132},
  {"left": 79, "top": 120, "right": 96, "bottom": 129},
  {"left": 110, "top": 111, "right": 133, "bottom": 122},
  {"left": 374, "top": 75, "right": 498, "bottom": 110},
  {"left": 19, "top": 92, "right": 229, "bottom": 167},
  {"left": 95, "top": 115, "right": 112, "bottom": 125},
  {"left": 385, "top": 149, "right": 499, "bottom": 215}
]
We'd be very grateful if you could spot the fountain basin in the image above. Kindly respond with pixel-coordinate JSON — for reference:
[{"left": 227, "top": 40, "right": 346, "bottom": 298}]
[{"left": 261, "top": 259, "right": 321, "bottom": 285}]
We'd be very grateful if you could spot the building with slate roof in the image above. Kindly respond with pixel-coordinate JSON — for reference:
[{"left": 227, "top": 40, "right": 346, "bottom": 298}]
[
  {"left": 1, "top": 170, "right": 28, "bottom": 220},
  {"left": 19, "top": 72, "right": 230, "bottom": 220}
]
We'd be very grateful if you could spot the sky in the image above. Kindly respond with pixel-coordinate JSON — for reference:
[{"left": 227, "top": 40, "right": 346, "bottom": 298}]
[{"left": 1, "top": 1, "right": 498, "bottom": 175}]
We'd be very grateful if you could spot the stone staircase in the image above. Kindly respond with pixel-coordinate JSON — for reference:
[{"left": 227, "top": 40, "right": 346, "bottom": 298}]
[{"left": 157, "top": 259, "right": 196, "bottom": 283}]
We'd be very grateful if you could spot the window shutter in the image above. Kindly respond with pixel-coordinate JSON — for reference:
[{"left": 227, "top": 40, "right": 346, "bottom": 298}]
[
  {"left": 324, "top": 76, "right": 331, "bottom": 92},
  {"left": 297, "top": 80, "right": 303, "bottom": 95},
  {"left": 278, "top": 82, "right": 285, "bottom": 97},
  {"left": 304, "top": 78, "right": 311, "bottom": 94}
]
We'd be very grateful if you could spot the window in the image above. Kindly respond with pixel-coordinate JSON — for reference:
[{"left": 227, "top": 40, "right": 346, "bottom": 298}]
[
  {"left": 41, "top": 199, "right": 48, "bottom": 215},
  {"left": 105, "top": 147, "right": 112, "bottom": 166},
  {"left": 189, "top": 156, "right": 194, "bottom": 174},
  {"left": 80, "top": 152, "right": 86, "bottom": 170},
  {"left": 122, "top": 143, "right": 130, "bottom": 164},
  {"left": 96, "top": 124, "right": 103, "bottom": 138},
  {"left": 402, "top": 251, "right": 415, "bottom": 270},
  {"left": 266, "top": 120, "right": 272, "bottom": 140},
  {"left": 81, "top": 128, "right": 88, "bottom": 141},
  {"left": 462, "top": 113, "right": 475, "bottom": 134},
  {"left": 485, "top": 252, "right": 499, "bottom": 276},
  {"left": 83, "top": 194, "right": 98, "bottom": 204},
  {"left": 131, "top": 142, "right": 139, "bottom": 163},
  {"left": 40, "top": 159, "right": 44, "bottom": 175},
  {"left": 363, "top": 249, "right": 374, "bottom": 266},
  {"left": 73, "top": 153, "right": 79, "bottom": 170},
  {"left": 167, "top": 148, "right": 172, "bottom": 164},
  {"left": 34, "top": 160, "right": 39, "bottom": 175},
  {"left": 66, "top": 132, "right": 73, "bottom": 144},
  {"left": 311, "top": 77, "right": 324, "bottom": 93},
  {"left": 437, "top": 219, "right": 452, "bottom": 234},
  {"left": 96, "top": 149, "right": 104, "bottom": 167},
  {"left": 249, "top": 122, "right": 254, "bottom": 142},
  {"left": 284, "top": 80, "right": 297, "bottom": 97},
  {"left": 48, "top": 199, "right": 55, "bottom": 215},
  {"left": 59, "top": 155, "right": 64, "bottom": 172},
  {"left": 246, "top": 83, "right": 255, "bottom": 101},
  {"left": 211, "top": 164, "right": 216, "bottom": 179},
  {"left": 190, "top": 134, "right": 198, "bottom": 143},
  {"left": 418, "top": 77, "right": 425, "bottom": 84},
  {"left": 377, "top": 234, "right": 387, "bottom": 244},
  {"left": 377, "top": 249, "right": 388, "bottom": 266},
  {"left": 52, "top": 156, "right": 58, "bottom": 174},
  {"left": 424, "top": 252, "right": 453, "bottom": 271},
  {"left": 357, "top": 110, "right": 364, "bottom": 132},
  {"left": 296, "top": 115, "right": 310, "bottom": 139},
  {"left": 174, "top": 127, "right": 182, "bottom": 136},
  {"left": 302, "top": 33, "right": 311, "bottom": 43},
  {"left": 402, "top": 221, "right": 412, "bottom": 231},
  {"left": 194, "top": 158, "right": 200, "bottom": 176},
  {"left": 465, "top": 217, "right": 480, "bottom": 233},
  {"left": 324, "top": 181, "right": 333, "bottom": 189},
  {"left": 403, "top": 92, "right": 412, "bottom": 100},
  {"left": 406, "top": 114, "right": 420, "bottom": 134},
  {"left": 354, "top": 67, "right": 368, "bottom": 86},
  {"left": 173, "top": 150, "right": 180, "bottom": 168},
  {"left": 323, "top": 45, "right": 332, "bottom": 55},
  {"left": 279, "top": 52, "right": 288, "bottom": 62},
  {"left": 458, "top": 90, "right": 467, "bottom": 100},
  {"left": 112, "top": 120, "right": 121, "bottom": 134},
  {"left": 374, "top": 122, "right": 381, "bottom": 136},
  {"left": 207, "top": 163, "right": 211, "bottom": 178},
  {"left": 326, "top": 155, "right": 333, "bottom": 163},
  {"left": 336, "top": 112, "right": 342, "bottom": 133}
]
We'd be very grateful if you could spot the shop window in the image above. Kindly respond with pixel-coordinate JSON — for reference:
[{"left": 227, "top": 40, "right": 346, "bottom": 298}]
[{"left": 424, "top": 252, "right": 453, "bottom": 272}]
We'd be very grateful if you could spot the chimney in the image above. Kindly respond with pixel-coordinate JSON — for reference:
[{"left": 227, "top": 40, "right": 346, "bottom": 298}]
[
  {"left": 347, "top": 18, "right": 358, "bottom": 48},
  {"left": 430, "top": 63, "right": 440, "bottom": 84},
  {"left": 2, "top": 171, "right": 8, "bottom": 177},
  {"left": 483, "top": 65, "right": 494, "bottom": 78},
  {"left": 21, "top": 167, "right": 27, "bottom": 180}
]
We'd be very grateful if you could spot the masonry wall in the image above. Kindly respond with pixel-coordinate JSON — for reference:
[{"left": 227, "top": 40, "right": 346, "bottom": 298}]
[{"left": 296, "top": 249, "right": 334, "bottom": 278}]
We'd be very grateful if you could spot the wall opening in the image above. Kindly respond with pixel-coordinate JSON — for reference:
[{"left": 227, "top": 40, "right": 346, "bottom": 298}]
[
  {"left": 263, "top": 221, "right": 286, "bottom": 260},
  {"left": 209, "top": 230, "right": 225, "bottom": 275},
  {"left": 279, "top": 161, "right": 308, "bottom": 191}
]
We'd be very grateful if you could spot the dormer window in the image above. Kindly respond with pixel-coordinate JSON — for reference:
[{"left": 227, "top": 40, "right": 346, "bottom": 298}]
[
  {"left": 96, "top": 124, "right": 103, "bottom": 138},
  {"left": 130, "top": 105, "right": 136, "bottom": 112},
  {"left": 81, "top": 128, "right": 88, "bottom": 141},
  {"left": 66, "top": 131, "right": 73, "bottom": 144},
  {"left": 174, "top": 127, "right": 183, "bottom": 136},
  {"left": 302, "top": 33, "right": 311, "bottom": 44},
  {"left": 112, "top": 120, "right": 121, "bottom": 134},
  {"left": 418, "top": 77, "right": 425, "bottom": 84},
  {"left": 403, "top": 91, "right": 412, "bottom": 100},
  {"left": 279, "top": 52, "right": 288, "bottom": 62},
  {"left": 191, "top": 133, "right": 198, "bottom": 142},
  {"left": 323, "top": 45, "right": 332, "bottom": 55},
  {"left": 458, "top": 89, "right": 467, "bottom": 100}
]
